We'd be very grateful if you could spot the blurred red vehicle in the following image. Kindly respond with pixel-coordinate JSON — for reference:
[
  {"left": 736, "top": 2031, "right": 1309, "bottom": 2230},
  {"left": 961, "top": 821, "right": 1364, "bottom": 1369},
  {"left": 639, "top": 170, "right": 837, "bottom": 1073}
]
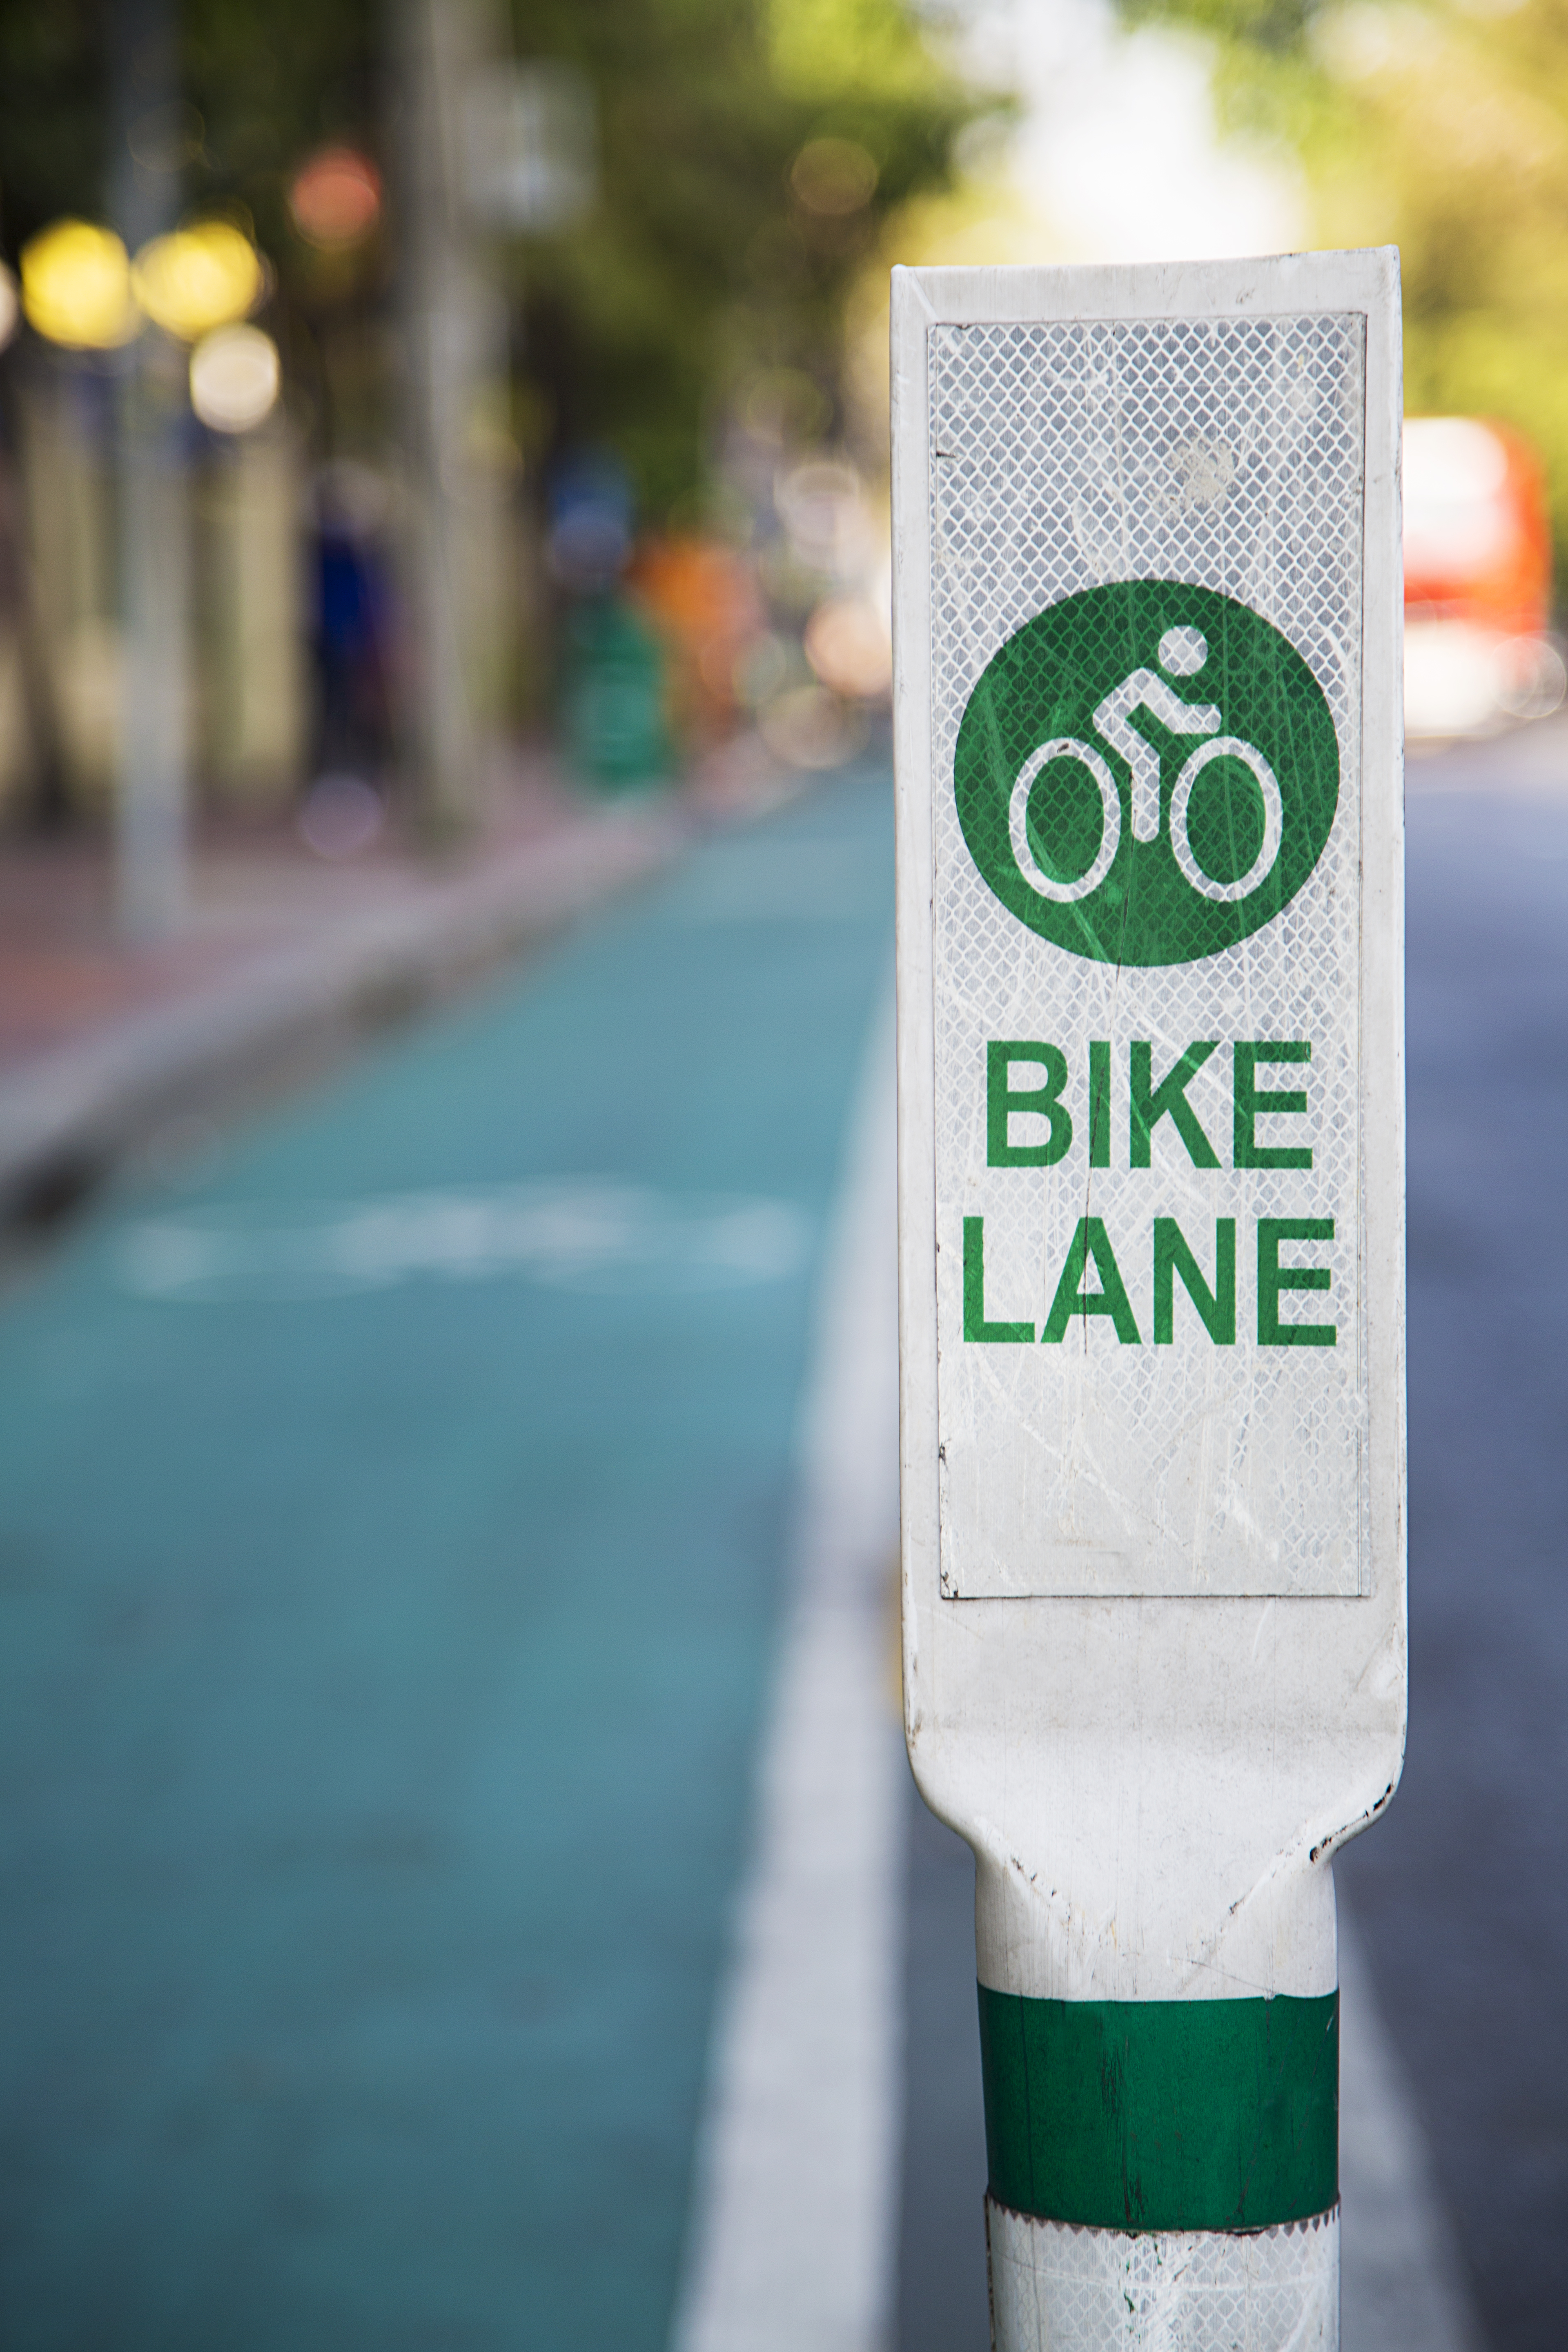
[{"left": 1403, "top": 415, "right": 1564, "bottom": 737}]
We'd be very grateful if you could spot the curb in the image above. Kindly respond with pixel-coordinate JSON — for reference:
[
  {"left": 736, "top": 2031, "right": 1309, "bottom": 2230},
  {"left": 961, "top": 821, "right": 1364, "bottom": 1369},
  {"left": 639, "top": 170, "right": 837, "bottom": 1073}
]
[{"left": 0, "top": 796, "right": 690, "bottom": 1226}]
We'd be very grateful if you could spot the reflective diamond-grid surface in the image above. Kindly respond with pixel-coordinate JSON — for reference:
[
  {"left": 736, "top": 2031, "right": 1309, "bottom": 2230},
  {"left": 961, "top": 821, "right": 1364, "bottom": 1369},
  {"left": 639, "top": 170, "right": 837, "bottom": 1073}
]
[
  {"left": 930, "top": 317, "right": 1368, "bottom": 1597},
  {"left": 986, "top": 2204, "right": 1339, "bottom": 2352}
]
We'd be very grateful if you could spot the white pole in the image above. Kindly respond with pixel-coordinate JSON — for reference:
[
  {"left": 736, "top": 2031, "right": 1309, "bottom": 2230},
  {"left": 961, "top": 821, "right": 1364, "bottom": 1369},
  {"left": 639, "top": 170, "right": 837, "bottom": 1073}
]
[
  {"left": 114, "top": 346, "right": 188, "bottom": 940},
  {"left": 891, "top": 249, "right": 1407, "bottom": 2350},
  {"left": 110, "top": 0, "right": 187, "bottom": 942},
  {"left": 392, "top": 0, "right": 508, "bottom": 834}
]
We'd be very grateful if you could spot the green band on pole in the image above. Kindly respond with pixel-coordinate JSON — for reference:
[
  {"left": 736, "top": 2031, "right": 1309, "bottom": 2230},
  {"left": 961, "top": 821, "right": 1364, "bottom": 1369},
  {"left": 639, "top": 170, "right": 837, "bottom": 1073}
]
[{"left": 977, "top": 1986, "right": 1338, "bottom": 2233}]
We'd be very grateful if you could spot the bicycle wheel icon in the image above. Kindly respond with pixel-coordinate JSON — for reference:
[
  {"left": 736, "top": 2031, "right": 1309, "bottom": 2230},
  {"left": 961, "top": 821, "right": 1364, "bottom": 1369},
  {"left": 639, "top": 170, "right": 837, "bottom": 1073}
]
[
  {"left": 1008, "top": 629, "right": 1285, "bottom": 907},
  {"left": 1168, "top": 736, "right": 1283, "bottom": 903},
  {"left": 1009, "top": 739, "right": 1121, "bottom": 903}
]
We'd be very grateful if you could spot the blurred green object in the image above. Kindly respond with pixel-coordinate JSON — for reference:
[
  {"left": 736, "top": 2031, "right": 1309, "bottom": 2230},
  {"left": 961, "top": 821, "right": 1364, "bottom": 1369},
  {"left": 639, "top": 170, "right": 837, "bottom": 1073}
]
[{"left": 563, "top": 595, "right": 672, "bottom": 789}]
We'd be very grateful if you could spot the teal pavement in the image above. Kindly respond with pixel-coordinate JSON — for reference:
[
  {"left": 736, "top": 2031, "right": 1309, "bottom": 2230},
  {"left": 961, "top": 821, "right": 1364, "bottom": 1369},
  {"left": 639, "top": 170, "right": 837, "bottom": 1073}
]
[{"left": 0, "top": 769, "right": 893, "bottom": 2352}]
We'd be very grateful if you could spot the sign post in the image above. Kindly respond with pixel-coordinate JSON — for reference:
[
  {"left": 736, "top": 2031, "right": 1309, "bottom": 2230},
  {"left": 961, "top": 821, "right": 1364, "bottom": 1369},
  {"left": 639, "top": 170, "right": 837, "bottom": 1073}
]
[{"left": 892, "top": 253, "right": 1405, "bottom": 2348}]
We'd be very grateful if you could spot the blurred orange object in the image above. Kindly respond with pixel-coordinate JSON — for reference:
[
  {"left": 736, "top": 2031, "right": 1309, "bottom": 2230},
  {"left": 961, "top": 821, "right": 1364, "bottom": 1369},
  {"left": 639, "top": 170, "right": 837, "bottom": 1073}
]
[{"left": 628, "top": 538, "right": 764, "bottom": 742}]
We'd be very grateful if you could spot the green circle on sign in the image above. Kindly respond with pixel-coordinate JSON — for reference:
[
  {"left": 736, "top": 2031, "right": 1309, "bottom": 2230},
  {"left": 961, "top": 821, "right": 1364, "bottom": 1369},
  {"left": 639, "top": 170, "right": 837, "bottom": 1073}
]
[{"left": 953, "top": 581, "right": 1340, "bottom": 966}]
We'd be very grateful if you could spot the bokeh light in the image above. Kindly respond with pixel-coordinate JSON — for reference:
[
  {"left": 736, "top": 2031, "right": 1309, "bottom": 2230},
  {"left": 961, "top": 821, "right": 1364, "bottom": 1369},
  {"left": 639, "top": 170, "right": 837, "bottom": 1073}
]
[
  {"left": 803, "top": 595, "right": 892, "bottom": 700},
  {"left": 789, "top": 137, "right": 878, "bottom": 216},
  {"left": 288, "top": 147, "right": 383, "bottom": 249},
  {"left": 133, "top": 222, "right": 263, "bottom": 342},
  {"left": 189, "top": 324, "right": 281, "bottom": 432},
  {"left": 20, "top": 220, "right": 136, "bottom": 350},
  {"left": 0, "top": 263, "right": 18, "bottom": 354},
  {"left": 757, "top": 681, "right": 866, "bottom": 769}
]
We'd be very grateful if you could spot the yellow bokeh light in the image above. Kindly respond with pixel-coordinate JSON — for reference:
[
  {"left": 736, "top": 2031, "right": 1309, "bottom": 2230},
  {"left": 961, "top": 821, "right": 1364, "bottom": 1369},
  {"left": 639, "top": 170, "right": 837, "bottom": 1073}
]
[
  {"left": 20, "top": 220, "right": 137, "bottom": 350},
  {"left": 132, "top": 222, "right": 262, "bottom": 343}
]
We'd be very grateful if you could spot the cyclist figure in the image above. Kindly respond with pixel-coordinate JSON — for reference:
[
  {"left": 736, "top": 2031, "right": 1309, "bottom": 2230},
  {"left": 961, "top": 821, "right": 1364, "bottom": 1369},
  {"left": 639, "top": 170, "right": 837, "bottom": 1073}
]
[
  {"left": 1009, "top": 619, "right": 1282, "bottom": 907},
  {"left": 1092, "top": 628, "right": 1221, "bottom": 842}
]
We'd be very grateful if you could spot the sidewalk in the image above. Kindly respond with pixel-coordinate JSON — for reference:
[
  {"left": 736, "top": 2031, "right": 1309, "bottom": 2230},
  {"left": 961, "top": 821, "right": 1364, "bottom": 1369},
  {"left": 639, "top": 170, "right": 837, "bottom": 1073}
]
[{"left": 0, "top": 740, "right": 788, "bottom": 1225}]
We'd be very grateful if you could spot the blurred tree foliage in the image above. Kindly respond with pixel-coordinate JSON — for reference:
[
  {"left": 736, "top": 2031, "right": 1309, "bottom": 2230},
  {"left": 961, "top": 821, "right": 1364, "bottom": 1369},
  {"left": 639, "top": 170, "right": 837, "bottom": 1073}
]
[
  {"left": 1120, "top": 0, "right": 1568, "bottom": 578},
  {"left": 0, "top": 3, "right": 109, "bottom": 252},
  {"left": 508, "top": 0, "right": 975, "bottom": 515},
  {"left": 0, "top": 0, "right": 377, "bottom": 256},
  {"left": 0, "top": 0, "right": 969, "bottom": 518},
  {"left": 0, "top": 0, "right": 385, "bottom": 440}
]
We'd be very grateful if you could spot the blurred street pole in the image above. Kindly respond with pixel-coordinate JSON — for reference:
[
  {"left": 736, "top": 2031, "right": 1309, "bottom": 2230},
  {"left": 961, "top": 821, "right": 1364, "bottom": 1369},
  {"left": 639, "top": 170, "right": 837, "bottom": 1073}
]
[
  {"left": 392, "top": 0, "right": 507, "bottom": 835},
  {"left": 110, "top": 0, "right": 188, "bottom": 941}
]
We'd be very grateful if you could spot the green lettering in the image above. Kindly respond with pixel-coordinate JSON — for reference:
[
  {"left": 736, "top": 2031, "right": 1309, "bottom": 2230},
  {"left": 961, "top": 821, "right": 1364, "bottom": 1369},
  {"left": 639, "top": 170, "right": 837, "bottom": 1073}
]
[
  {"left": 1041, "top": 1217, "right": 1141, "bottom": 1345},
  {"left": 1234, "top": 1043, "right": 1313, "bottom": 1169},
  {"left": 1258, "top": 1217, "right": 1336, "bottom": 1346},
  {"left": 987, "top": 1042, "right": 1073, "bottom": 1167},
  {"left": 1089, "top": 1040, "right": 1111, "bottom": 1169},
  {"left": 964, "top": 1216, "right": 1034, "bottom": 1342},
  {"left": 1130, "top": 1042, "right": 1220, "bottom": 1169},
  {"left": 1154, "top": 1218, "right": 1236, "bottom": 1344}
]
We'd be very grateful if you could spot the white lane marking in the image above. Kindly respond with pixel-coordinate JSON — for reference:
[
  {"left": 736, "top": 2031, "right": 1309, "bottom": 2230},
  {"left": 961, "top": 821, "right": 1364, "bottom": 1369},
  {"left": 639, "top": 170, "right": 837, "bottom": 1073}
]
[
  {"left": 115, "top": 1183, "right": 812, "bottom": 1302},
  {"left": 1339, "top": 1902, "right": 1485, "bottom": 2352},
  {"left": 670, "top": 978, "right": 904, "bottom": 2352}
]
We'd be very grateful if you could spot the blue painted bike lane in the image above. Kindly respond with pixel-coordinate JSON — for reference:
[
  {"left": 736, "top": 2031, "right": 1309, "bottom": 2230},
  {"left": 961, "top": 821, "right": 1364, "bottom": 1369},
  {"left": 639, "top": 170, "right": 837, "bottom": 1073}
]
[{"left": 0, "top": 771, "right": 893, "bottom": 2352}]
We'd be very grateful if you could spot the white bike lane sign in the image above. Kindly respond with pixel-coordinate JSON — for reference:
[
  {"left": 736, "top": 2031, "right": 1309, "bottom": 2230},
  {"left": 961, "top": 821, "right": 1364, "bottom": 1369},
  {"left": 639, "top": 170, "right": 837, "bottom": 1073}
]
[{"left": 891, "top": 254, "right": 1405, "bottom": 2350}]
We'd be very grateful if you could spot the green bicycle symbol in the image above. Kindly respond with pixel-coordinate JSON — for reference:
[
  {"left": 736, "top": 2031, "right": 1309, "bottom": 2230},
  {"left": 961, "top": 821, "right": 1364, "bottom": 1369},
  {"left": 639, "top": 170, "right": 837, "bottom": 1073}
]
[{"left": 955, "top": 580, "right": 1340, "bottom": 967}]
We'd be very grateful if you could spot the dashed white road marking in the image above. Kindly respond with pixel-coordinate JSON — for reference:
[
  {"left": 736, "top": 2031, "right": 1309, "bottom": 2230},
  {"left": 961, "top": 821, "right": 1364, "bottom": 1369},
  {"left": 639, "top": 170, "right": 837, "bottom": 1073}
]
[{"left": 117, "top": 1183, "right": 812, "bottom": 1302}]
